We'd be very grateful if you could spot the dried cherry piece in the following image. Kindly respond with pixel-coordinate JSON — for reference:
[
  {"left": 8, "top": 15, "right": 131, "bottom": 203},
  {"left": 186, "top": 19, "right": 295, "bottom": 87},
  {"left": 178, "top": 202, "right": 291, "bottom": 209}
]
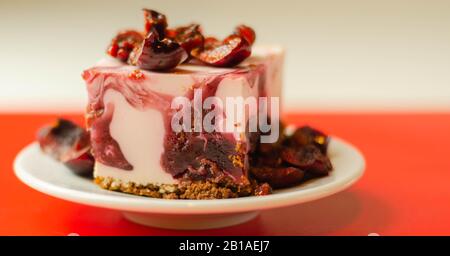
[
  {"left": 203, "top": 37, "right": 220, "bottom": 48},
  {"left": 191, "top": 34, "right": 251, "bottom": 67},
  {"left": 258, "top": 123, "right": 286, "bottom": 153},
  {"left": 143, "top": 9, "right": 167, "bottom": 37},
  {"left": 64, "top": 151, "right": 95, "bottom": 176},
  {"left": 250, "top": 166, "right": 305, "bottom": 189},
  {"left": 255, "top": 153, "right": 283, "bottom": 168},
  {"left": 37, "top": 119, "right": 94, "bottom": 177},
  {"left": 291, "top": 126, "right": 329, "bottom": 154},
  {"left": 258, "top": 143, "right": 278, "bottom": 155},
  {"left": 234, "top": 25, "right": 256, "bottom": 45},
  {"left": 107, "top": 30, "right": 144, "bottom": 62},
  {"left": 280, "top": 145, "right": 332, "bottom": 176},
  {"left": 131, "top": 28, "right": 188, "bottom": 71},
  {"left": 166, "top": 24, "right": 204, "bottom": 54},
  {"left": 251, "top": 143, "right": 282, "bottom": 167}
]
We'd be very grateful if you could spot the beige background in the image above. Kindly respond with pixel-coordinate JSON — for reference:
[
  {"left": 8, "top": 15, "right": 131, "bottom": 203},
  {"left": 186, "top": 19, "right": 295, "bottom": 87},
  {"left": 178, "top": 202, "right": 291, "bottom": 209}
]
[{"left": 1, "top": 0, "right": 450, "bottom": 112}]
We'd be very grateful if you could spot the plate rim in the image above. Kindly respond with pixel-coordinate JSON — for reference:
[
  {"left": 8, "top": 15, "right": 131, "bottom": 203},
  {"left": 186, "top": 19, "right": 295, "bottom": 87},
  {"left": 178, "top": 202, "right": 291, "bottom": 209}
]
[{"left": 14, "top": 137, "right": 365, "bottom": 215}]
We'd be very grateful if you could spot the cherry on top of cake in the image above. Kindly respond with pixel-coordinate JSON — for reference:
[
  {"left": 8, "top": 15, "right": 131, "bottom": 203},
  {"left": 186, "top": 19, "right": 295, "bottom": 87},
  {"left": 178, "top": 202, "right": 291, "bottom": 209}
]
[
  {"left": 106, "top": 9, "right": 256, "bottom": 72},
  {"left": 94, "top": 45, "right": 282, "bottom": 76}
]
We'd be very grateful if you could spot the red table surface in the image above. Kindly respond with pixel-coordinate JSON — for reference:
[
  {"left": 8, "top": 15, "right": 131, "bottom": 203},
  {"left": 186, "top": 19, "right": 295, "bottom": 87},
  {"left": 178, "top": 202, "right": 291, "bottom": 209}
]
[{"left": 1, "top": 112, "right": 450, "bottom": 236}]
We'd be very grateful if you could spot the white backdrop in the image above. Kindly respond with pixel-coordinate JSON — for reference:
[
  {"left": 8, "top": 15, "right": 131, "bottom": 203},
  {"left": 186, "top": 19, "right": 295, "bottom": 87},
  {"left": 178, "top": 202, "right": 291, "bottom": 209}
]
[{"left": 1, "top": 0, "right": 450, "bottom": 112}]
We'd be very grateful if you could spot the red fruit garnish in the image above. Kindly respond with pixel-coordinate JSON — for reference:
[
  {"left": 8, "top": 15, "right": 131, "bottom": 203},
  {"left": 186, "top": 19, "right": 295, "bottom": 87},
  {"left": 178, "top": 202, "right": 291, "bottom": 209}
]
[
  {"left": 291, "top": 126, "right": 329, "bottom": 154},
  {"left": 191, "top": 34, "right": 251, "bottom": 67},
  {"left": 250, "top": 166, "right": 305, "bottom": 189},
  {"left": 116, "top": 48, "right": 130, "bottom": 61},
  {"left": 203, "top": 37, "right": 220, "bottom": 48},
  {"left": 107, "top": 43, "right": 119, "bottom": 57},
  {"left": 166, "top": 24, "right": 204, "bottom": 55},
  {"left": 250, "top": 122, "right": 332, "bottom": 188},
  {"left": 37, "top": 119, "right": 94, "bottom": 177},
  {"left": 234, "top": 25, "right": 256, "bottom": 45},
  {"left": 143, "top": 9, "right": 167, "bottom": 38},
  {"left": 107, "top": 30, "right": 144, "bottom": 62},
  {"left": 131, "top": 28, "right": 188, "bottom": 71},
  {"left": 280, "top": 145, "right": 332, "bottom": 176}
]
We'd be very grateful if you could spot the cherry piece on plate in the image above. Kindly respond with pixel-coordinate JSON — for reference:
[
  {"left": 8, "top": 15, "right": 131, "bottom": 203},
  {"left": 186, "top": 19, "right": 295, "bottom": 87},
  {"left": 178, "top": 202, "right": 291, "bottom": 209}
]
[
  {"left": 191, "top": 34, "right": 251, "bottom": 67},
  {"left": 131, "top": 28, "right": 188, "bottom": 71},
  {"left": 143, "top": 8, "right": 168, "bottom": 37},
  {"left": 37, "top": 119, "right": 94, "bottom": 177},
  {"left": 166, "top": 24, "right": 204, "bottom": 55},
  {"left": 280, "top": 145, "right": 333, "bottom": 176},
  {"left": 253, "top": 142, "right": 283, "bottom": 167},
  {"left": 291, "top": 126, "right": 329, "bottom": 154},
  {"left": 107, "top": 30, "right": 144, "bottom": 62},
  {"left": 234, "top": 25, "right": 256, "bottom": 45},
  {"left": 250, "top": 166, "right": 305, "bottom": 189}
]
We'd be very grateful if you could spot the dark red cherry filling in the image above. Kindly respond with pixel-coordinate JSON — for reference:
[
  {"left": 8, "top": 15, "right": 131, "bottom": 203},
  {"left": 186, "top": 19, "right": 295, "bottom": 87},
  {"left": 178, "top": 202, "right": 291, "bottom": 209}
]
[
  {"left": 89, "top": 104, "right": 133, "bottom": 171},
  {"left": 131, "top": 28, "right": 188, "bottom": 71},
  {"left": 37, "top": 119, "right": 94, "bottom": 177}
]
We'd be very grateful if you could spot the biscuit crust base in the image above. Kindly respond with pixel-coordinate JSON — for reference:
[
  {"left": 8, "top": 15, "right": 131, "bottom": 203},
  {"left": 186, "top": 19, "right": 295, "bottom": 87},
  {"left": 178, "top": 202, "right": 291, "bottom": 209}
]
[{"left": 94, "top": 176, "right": 256, "bottom": 199}]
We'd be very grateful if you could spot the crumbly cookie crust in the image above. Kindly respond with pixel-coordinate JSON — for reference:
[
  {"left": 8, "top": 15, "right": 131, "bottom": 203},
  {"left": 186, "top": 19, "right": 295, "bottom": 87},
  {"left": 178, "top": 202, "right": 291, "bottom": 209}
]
[{"left": 95, "top": 176, "right": 257, "bottom": 199}]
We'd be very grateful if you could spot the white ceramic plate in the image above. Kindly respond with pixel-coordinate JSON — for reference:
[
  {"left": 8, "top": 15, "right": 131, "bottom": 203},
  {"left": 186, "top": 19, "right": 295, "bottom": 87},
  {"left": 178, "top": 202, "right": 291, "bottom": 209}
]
[{"left": 14, "top": 138, "right": 365, "bottom": 230}]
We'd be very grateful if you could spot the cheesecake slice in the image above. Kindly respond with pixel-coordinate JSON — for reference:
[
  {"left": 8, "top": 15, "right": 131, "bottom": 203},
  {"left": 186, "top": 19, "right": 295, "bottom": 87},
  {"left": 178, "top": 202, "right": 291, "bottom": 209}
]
[
  {"left": 35, "top": 9, "right": 332, "bottom": 200},
  {"left": 83, "top": 46, "right": 284, "bottom": 199}
]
